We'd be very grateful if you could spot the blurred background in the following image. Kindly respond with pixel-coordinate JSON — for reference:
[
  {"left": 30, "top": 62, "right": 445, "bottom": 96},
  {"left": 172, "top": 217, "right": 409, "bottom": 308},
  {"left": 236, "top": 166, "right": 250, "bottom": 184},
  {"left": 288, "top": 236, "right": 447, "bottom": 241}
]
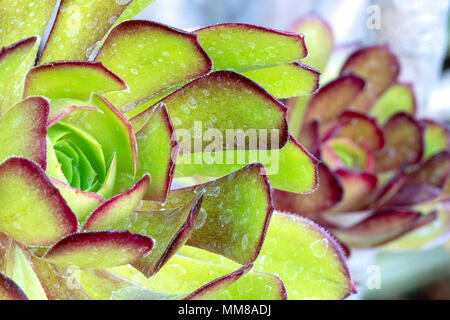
[{"left": 137, "top": 0, "right": 450, "bottom": 300}]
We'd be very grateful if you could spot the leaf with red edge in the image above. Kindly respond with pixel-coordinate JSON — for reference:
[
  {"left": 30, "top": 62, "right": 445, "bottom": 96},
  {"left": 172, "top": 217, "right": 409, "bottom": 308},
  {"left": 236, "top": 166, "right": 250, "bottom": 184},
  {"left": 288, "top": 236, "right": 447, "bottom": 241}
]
[
  {"left": 44, "top": 231, "right": 153, "bottom": 269},
  {"left": 96, "top": 20, "right": 212, "bottom": 111},
  {"left": 334, "top": 209, "right": 425, "bottom": 248},
  {"left": 0, "top": 0, "right": 56, "bottom": 48},
  {"left": 0, "top": 157, "right": 77, "bottom": 246},
  {"left": 371, "top": 168, "right": 407, "bottom": 209},
  {"left": 384, "top": 151, "right": 450, "bottom": 207},
  {"left": 370, "top": 83, "right": 417, "bottom": 123},
  {"left": 24, "top": 61, "right": 127, "bottom": 113},
  {"left": 422, "top": 119, "right": 450, "bottom": 160},
  {"left": 0, "top": 273, "right": 28, "bottom": 300},
  {"left": 303, "top": 75, "right": 365, "bottom": 133},
  {"left": 290, "top": 14, "right": 334, "bottom": 72},
  {"left": 62, "top": 94, "right": 137, "bottom": 195},
  {"left": 253, "top": 212, "right": 355, "bottom": 300},
  {"left": 160, "top": 71, "right": 288, "bottom": 150},
  {"left": 323, "top": 111, "right": 384, "bottom": 152},
  {"left": 174, "top": 136, "right": 319, "bottom": 194},
  {"left": 81, "top": 175, "right": 150, "bottom": 231},
  {"left": 242, "top": 63, "right": 320, "bottom": 99},
  {"left": 374, "top": 112, "right": 424, "bottom": 173},
  {"left": 322, "top": 138, "right": 373, "bottom": 172},
  {"left": 0, "top": 37, "right": 39, "bottom": 111},
  {"left": 112, "top": 255, "right": 286, "bottom": 300},
  {"left": 130, "top": 103, "right": 178, "bottom": 202},
  {"left": 299, "top": 119, "right": 321, "bottom": 157},
  {"left": 273, "top": 163, "right": 343, "bottom": 218},
  {"left": 196, "top": 23, "right": 307, "bottom": 73},
  {"left": 325, "top": 169, "right": 378, "bottom": 214},
  {"left": 51, "top": 178, "right": 104, "bottom": 223},
  {"left": 39, "top": 0, "right": 135, "bottom": 63},
  {"left": 139, "top": 164, "right": 273, "bottom": 265},
  {"left": 0, "top": 97, "right": 48, "bottom": 169},
  {"left": 341, "top": 45, "right": 400, "bottom": 112}
]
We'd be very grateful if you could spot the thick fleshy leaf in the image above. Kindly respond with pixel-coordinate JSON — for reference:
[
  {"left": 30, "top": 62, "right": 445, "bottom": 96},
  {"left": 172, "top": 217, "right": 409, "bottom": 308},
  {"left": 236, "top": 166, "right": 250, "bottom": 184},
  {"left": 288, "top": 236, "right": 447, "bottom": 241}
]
[
  {"left": 422, "top": 119, "right": 450, "bottom": 160},
  {"left": 51, "top": 178, "right": 104, "bottom": 223},
  {"left": 340, "top": 45, "right": 400, "bottom": 112},
  {"left": 290, "top": 14, "right": 334, "bottom": 72},
  {"left": 242, "top": 63, "right": 320, "bottom": 99},
  {"left": 0, "top": 37, "right": 39, "bottom": 111},
  {"left": 371, "top": 169, "right": 407, "bottom": 209},
  {"left": 160, "top": 71, "right": 288, "bottom": 150},
  {"left": 0, "top": 97, "right": 48, "bottom": 169},
  {"left": 334, "top": 209, "right": 425, "bottom": 247},
  {"left": 196, "top": 23, "right": 307, "bottom": 73},
  {"left": 0, "top": 273, "right": 28, "bottom": 300},
  {"left": 253, "top": 212, "right": 355, "bottom": 300},
  {"left": 82, "top": 175, "right": 150, "bottom": 231},
  {"left": 79, "top": 269, "right": 171, "bottom": 300},
  {"left": 325, "top": 169, "right": 378, "bottom": 214},
  {"left": 62, "top": 95, "right": 137, "bottom": 195},
  {"left": 303, "top": 75, "right": 365, "bottom": 132},
  {"left": 39, "top": 0, "right": 135, "bottom": 63},
  {"left": 0, "top": 158, "right": 77, "bottom": 246},
  {"left": 273, "top": 163, "right": 343, "bottom": 218},
  {"left": 370, "top": 83, "right": 416, "bottom": 123},
  {"left": 116, "top": 0, "right": 155, "bottom": 24},
  {"left": 374, "top": 113, "right": 424, "bottom": 173},
  {"left": 324, "top": 111, "right": 384, "bottom": 153},
  {"left": 299, "top": 120, "right": 320, "bottom": 157},
  {"left": 323, "top": 138, "right": 373, "bottom": 172},
  {"left": 386, "top": 200, "right": 450, "bottom": 249},
  {"left": 139, "top": 164, "right": 272, "bottom": 265},
  {"left": 286, "top": 95, "right": 310, "bottom": 139},
  {"left": 96, "top": 20, "right": 212, "bottom": 111},
  {"left": 176, "top": 246, "right": 288, "bottom": 300},
  {"left": 24, "top": 61, "right": 127, "bottom": 106},
  {"left": 385, "top": 151, "right": 450, "bottom": 207},
  {"left": 130, "top": 103, "right": 178, "bottom": 202},
  {"left": 0, "top": 0, "right": 56, "bottom": 47},
  {"left": 112, "top": 256, "right": 285, "bottom": 300},
  {"left": 44, "top": 231, "right": 153, "bottom": 269},
  {"left": 175, "top": 136, "right": 318, "bottom": 194},
  {"left": 26, "top": 249, "right": 90, "bottom": 300}
]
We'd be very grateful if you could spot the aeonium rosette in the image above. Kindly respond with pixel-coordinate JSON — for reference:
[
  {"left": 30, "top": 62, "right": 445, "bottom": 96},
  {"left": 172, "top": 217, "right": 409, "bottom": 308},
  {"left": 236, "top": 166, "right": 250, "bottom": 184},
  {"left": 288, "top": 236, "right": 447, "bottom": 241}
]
[
  {"left": 0, "top": 1, "right": 355, "bottom": 300},
  {"left": 273, "top": 15, "right": 450, "bottom": 252}
]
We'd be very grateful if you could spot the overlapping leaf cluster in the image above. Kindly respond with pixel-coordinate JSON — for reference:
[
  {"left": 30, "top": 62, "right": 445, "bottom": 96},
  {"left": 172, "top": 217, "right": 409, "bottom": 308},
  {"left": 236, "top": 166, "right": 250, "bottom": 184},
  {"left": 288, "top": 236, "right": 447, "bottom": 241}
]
[
  {"left": 0, "top": 2, "right": 354, "bottom": 300},
  {"left": 276, "top": 16, "right": 450, "bottom": 251}
]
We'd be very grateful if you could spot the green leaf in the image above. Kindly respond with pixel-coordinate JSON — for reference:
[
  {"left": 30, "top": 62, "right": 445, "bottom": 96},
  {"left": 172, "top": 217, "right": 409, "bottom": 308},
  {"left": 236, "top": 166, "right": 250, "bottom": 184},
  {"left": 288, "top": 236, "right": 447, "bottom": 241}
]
[
  {"left": 50, "top": 178, "right": 104, "bottom": 223},
  {"left": 252, "top": 212, "right": 355, "bottom": 300},
  {"left": 196, "top": 23, "right": 307, "bottom": 73},
  {"left": 0, "top": 0, "right": 56, "bottom": 48},
  {"left": 139, "top": 164, "right": 273, "bottom": 265},
  {"left": 290, "top": 14, "right": 334, "bottom": 72},
  {"left": 370, "top": 84, "right": 417, "bottom": 124},
  {"left": 24, "top": 61, "right": 127, "bottom": 103},
  {"left": 96, "top": 20, "right": 212, "bottom": 111},
  {"left": 0, "top": 97, "right": 48, "bottom": 169},
  {"left": 160, "top": 71, "right": 288, "bottom": 150},
  {"left": 175, "top": 136, "right": 318, "bottom": 194},
  {"left": 130, "top": 103, "right": 178, "bottom": 202},
  {"left": 0, "top": 158, "right": 78, "bottom": 246},
  {"left": 116, "top": 0, "right": 155, "bottom": 24},
  {"left": 62, "top": 95, "right": 137, "bottom": 195},
  {"left": 85, "top": 193, "right": 203, "bottom": 277},
  {"left": 44, "top": 231, "right": 153, "bottom": 269},
  {"left": 242, "top": 63, "right": 319, "bottom": 99},
  {"left": 0, "top": 37, "right": 40, "bottom": 112},
  {"left": 39, "top": 0, "right": 136, "bottom": 63},
  {"left": 422, "top": 119, "right": 449, "bottom": 160}
]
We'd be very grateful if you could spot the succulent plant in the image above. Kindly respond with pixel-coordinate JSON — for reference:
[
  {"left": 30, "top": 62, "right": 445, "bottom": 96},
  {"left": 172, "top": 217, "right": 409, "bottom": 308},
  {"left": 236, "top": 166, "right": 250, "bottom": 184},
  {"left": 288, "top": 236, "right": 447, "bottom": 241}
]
[
  {"left": 275, "top": 16, "right": 450, "bottom": 252},
  {"left": 0, "top": 2, "right": 355, "bottom": 300}
]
